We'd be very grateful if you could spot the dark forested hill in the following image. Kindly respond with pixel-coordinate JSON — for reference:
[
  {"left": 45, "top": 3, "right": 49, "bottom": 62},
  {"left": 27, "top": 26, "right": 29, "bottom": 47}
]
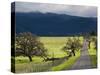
[{"left": 12, "top": 12, "right": 97, "bottom": 36}]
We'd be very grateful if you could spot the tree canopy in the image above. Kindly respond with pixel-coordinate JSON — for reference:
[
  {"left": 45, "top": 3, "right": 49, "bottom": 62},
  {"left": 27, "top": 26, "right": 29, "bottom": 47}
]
[
  {"left": 62, "top": 37, "right": 82, "bottom": 56},
  {"left": 15, "top": 32, "right": 47, "bottom": 62}
]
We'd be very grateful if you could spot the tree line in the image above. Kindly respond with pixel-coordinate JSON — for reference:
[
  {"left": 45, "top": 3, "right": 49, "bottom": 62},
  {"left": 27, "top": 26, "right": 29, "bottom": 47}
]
[{"left": 15, "top": 32, "right": 97, "bottom": 62}]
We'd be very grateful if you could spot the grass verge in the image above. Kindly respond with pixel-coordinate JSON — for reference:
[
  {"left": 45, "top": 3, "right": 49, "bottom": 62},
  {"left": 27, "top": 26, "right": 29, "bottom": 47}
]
[
  {"left": 51, "top": 51, "right": 80, "bottom": 71},
  {"left": 88, "top": 42, "right": 97, "bottom": 68},
  {"left": 88, "top": 48, "right": 97, "bottom": 68}
]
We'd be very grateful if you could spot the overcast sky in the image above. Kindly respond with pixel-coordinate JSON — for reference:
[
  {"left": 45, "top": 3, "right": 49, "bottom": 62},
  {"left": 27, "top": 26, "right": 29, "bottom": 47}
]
[{"left": 15, "top": 2, "right": 97, "bottom": 17}]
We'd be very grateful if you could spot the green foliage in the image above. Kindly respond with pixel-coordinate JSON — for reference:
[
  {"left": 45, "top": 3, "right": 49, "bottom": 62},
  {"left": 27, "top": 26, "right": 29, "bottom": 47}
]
[
  {"left": 87, "top": 36, "right": 97, "bottom": 49},
  {"left": 16, "top": 32, "right": 47, "bottom": 62},
  {"left": 91, "top": 36, "right": 97, "bottom": 49},
  {"left": 62, "top": 37, "right": 82, "bottom": 56},
  {"left": 90, "top": 31, "right": 97, "bottom": 36}
]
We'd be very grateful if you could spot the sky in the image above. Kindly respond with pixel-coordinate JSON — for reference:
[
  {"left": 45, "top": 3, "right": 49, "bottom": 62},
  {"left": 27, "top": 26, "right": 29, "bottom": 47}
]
[{"left": 14, "top": 2, "right": 97, "bottom": 17}]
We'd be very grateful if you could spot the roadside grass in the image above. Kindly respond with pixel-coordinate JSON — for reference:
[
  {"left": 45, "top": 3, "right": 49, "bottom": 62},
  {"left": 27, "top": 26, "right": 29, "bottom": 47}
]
[
  {"left": 51, "top": 50, "right": 81, "bottom": 71},
  {"left": 15, "top": 57, "right": 66, "bottom": 73},
  {"left": 15, "top": 61, "right": 52, "bottom": 73},
  {"left": 88, "top": 42, "right": 97, "bottom": 68}
]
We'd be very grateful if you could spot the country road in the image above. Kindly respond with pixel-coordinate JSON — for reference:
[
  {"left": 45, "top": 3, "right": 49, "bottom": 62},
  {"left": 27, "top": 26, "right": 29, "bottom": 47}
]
[{"left": 69, "top": 39, "right": 92, "bottom": 70}]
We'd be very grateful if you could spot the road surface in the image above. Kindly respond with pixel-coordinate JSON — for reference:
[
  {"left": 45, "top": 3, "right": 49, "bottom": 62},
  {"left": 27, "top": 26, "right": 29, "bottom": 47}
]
[{"left": 69, "top": 39, "right": 92, "bottom": 70}]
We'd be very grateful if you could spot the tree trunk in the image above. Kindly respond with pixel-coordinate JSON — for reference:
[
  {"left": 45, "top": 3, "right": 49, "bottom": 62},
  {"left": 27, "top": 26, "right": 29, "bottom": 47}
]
[
  {"left": 88, "top": 41, "right": 91, "bottom": 49},
  {"left": 28, "top": 56, "right": 32, "bottom": 62},
  {"left": 72, "top": 50, "right": 75, "bottom": 56}
]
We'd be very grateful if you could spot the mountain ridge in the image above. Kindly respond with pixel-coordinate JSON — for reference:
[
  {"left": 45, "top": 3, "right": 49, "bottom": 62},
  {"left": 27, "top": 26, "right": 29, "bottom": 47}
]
[{"left": 12, "top": 12, "right": 97, "bottom": 36}]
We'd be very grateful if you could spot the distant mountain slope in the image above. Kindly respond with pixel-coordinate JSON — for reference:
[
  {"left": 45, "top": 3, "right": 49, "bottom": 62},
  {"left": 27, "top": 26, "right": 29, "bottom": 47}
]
[{"left": 12, "top": 12, "right": 97, "bottom": 36}]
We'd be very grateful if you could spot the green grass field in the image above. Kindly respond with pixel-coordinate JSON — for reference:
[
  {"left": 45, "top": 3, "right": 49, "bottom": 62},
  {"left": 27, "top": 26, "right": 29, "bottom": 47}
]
[
  {"left": 40, "top": 37, "right": 83, "bottom": 58},
  {"left": 13, "top": 36, "right": 84, "bottom": 73}
]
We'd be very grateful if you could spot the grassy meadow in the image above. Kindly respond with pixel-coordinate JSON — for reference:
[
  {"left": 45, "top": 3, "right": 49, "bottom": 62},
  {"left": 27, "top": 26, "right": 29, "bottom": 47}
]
[
  {"left": 40, "top": 37, "right": 83, "bottom": 58},
  {"left": 13, "top": 36, "right": 85, "bottom": 73}
]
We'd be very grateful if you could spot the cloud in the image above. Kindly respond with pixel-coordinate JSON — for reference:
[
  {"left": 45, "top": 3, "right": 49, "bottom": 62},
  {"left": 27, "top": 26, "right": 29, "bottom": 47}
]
[{"left": 15, "top": 2, "right": 97, "bottom": 17}]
